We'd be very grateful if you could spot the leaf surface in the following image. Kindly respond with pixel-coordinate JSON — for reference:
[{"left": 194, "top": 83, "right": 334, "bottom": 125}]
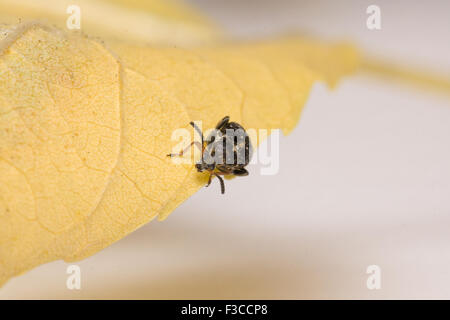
[{"left": 0, "top": 22, "right": 359, "bottom": 285}]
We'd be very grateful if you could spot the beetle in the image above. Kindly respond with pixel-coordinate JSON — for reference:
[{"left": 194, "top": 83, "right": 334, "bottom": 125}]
[{"left": 167, "top": 116, "right": 252, "bottom": 194}]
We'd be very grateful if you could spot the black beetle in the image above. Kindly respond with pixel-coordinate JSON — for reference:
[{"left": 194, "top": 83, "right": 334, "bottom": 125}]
[{"left": 167, "top": 116, "right": 252, "bottom": 194}]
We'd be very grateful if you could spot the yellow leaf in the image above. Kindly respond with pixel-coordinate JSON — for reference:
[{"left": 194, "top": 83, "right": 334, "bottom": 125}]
[
  {"left": 362, "top": 56, "right": 450, "bottom": 96},
  {"left": 0, "top": 22, "right": 359, "bottom": 285},
  {"left": 111, "top": 40, "right": 359, "bottom": 220}
]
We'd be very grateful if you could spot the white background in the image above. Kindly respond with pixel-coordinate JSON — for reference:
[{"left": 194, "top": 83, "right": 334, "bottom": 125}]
[{"left": 1, "top": 0, "right": 450, "bottom": 299}]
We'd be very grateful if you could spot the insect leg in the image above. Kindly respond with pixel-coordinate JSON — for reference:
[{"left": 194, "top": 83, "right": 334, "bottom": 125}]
[
  {"left": 214, "top": 173, "right": 225, "bottom": 194},
  {"left": 232, "top": 168, "right": 249, "bottom": 176},
  {"left": 167, "top": 141, "right": 202, "bottom": 157},
  {"left": 206, "top": 173, "right": 213, "bottom": 187},
  {"left": 205, "top": 172, "right": 225, "bottom": 194},
  {"left": 189, "top": 121, "right": 204, "bottom": 146}
]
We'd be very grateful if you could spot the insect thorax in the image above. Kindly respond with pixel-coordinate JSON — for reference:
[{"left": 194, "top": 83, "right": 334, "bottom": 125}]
[{"left": 201, "top": 122, "right": 252, "bottom": 169}]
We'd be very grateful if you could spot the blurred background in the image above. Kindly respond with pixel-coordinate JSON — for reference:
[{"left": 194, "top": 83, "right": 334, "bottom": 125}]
[{"left": 1, "top": 0, "right": 450, "bottom": 299}]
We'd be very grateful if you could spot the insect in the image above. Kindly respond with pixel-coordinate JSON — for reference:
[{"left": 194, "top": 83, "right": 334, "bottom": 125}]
[{"left": 167, "top": 116, "right": 252, "bottom": 194}]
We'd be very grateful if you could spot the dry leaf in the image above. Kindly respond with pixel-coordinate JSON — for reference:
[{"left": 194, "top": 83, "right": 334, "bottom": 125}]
[{"left": 0, "top": 21, "right": 359, "bottom": 285}]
